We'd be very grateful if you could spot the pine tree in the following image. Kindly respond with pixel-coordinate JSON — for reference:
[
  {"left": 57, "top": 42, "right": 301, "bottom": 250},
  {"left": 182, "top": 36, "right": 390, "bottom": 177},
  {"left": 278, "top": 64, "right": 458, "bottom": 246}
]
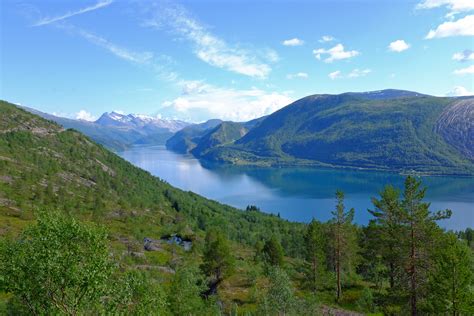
[
  {"left": 330, "top": 190, "right": 357, "bottom": 302},
  {"left": 369, "top": 185, "right": 403, "bottom": 289},
  {"left": 304, "top": 219, "right": 327, "bottom": 292},
  {"left": 399, "top": 176, "right": 451, "bottom": 316}
]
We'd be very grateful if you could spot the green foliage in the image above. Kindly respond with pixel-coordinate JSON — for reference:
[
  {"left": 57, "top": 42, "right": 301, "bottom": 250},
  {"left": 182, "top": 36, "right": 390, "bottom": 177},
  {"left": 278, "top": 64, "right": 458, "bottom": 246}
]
[
  {"left": 1, "top": 101, "right": 473, "bottom": 315},
  {"left": 262, "top": 236, "right": 284, "bottom": 267},
  {"left": 427, "top": 233, "right": 474, "bottom": 315},
  {"left": 355, "top": 287, "right": 376, "bottom": 313},
  {"left": 330, "top": 190, "right": 359, "bottom": 301},
  {"left": 0, "top": 211, "right": 112, "bottom": 315},
  {"left": 168, "top": 265, "right": 209, "bottom": 315},
  {"left": 304, "top": 220, "right": 328, "bottom": 292},
  {"left": 106, "top": 270, "right": 168, "bottom": 315},
  {"left": 258, "top": 267, "right": 295, "bottom": 315},
  {"left": 201, "top": 229, "right": 235, "bottom": 294}
]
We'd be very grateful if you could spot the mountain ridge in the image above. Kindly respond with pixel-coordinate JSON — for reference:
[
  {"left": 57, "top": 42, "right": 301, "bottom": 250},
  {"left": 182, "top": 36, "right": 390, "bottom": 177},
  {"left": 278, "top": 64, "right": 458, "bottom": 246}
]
[{"left": 175, "top": 90, "right": 474, "bottom": 175}]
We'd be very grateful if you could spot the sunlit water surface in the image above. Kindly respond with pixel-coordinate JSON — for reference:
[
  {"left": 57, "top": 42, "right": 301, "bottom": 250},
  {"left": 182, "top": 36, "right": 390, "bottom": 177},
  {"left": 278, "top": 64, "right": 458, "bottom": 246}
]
[{"left": 119, "top": 146, "right": 474, "bottom": 230}]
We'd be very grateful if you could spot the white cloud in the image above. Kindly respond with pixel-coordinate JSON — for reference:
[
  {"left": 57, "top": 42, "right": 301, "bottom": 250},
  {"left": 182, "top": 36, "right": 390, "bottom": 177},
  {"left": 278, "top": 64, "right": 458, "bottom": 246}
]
[
  {"left": 453, "top": 64, "right": 474, "bottom": 75},
  {"left": 76, "top": 110, "right": 96, "bottom": 121},
  {"left": 313, "top": 44, "right": 360, "bottom": 63},
  {"left": 282, "top": 38, "right": 304, "bottom": 46},
  {"left": 160, "top": 84, "right": 293, "bottom": 122},
  {"left": 319, "top": 35, "right": 335, "bottom": 43},
  {"left": 348, "top": 68, "right": 372, "bottom": 78},
  {"left": 388, "top": 40, "right": 410, "bottom": 52},
  {"left": 452, "top": 49, "right": 474, "bottom": 61},
  {"left": 329, "top": 69, "right": 371, "bottom": 80},
  {"left": 328, "top": 71, "right": 342, "bottom": 80},
  {"left": 425, "top": 15, "right": 474, "bottom": 39},
  {"left": 76, "top": 29, "right": 154, "bottom": 64},
  {"left": 417, "top": 0, "right": 474, "bottom": 16},
  {"left": 144, "top": 4, "right": 271, "bottom": 78},
  {"left": 446, "top": 86, "right": 474, "bottom": 96},
  {"left": 33, "top": 0, "right": 113, "bottom": 27},
  {"left": 287, "top": 72, "right": 309, "bottom": 79}
]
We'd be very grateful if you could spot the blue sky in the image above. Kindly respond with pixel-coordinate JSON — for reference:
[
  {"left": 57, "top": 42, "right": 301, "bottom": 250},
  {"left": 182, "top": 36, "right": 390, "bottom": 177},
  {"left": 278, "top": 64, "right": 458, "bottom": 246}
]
[{"left": 1, "top": 0, "right": 473, "bottom": 122}]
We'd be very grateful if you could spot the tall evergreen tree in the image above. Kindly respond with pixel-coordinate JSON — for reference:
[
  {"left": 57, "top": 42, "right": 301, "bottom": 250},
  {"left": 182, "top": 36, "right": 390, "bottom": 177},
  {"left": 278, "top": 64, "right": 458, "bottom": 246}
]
[
  {"left": 304, "top": 219, "right": 327, "bottom": 292},
  {"left": 401, "top": 176, "right": 451, "bottom": 316},
  {"left": 330, "top": 190, "right": 357, "bottom": 302},
  {"left": 369, "top": 185, "right": 403, "bottom": 289}
]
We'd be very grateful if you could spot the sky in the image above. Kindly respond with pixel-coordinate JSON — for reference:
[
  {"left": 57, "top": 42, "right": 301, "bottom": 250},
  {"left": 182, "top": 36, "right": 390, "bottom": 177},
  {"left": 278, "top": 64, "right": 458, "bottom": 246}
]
[{"left": 1, "top": 0, "right": 473, "bottom": 122}]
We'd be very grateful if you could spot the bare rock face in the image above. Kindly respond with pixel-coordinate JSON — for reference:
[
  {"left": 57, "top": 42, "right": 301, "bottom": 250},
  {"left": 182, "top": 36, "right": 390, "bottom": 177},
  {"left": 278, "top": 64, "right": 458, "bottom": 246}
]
[{"left": 435, "top": 98, "right": 474, "bottom": 160}]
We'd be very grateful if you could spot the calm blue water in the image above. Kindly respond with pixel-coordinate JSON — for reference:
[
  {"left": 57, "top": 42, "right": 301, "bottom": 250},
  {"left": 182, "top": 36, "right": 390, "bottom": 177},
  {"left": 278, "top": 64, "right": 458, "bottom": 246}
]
[{"left": 119, "top": 146, "right": 474, "bottom": 230}]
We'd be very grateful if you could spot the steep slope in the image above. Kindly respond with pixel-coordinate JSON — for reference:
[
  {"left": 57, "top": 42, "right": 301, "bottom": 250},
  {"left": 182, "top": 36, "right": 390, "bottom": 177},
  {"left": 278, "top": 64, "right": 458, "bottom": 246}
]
[
  {"left": 0, "top": 99, "right": 311, "bottom": 313},
  {"left": 166, "top": 116, "right": 266, "bottom": 155},
  {"left": 201, "top": 91, "right": 474, "bottom": 175},
  {"left": 165, "top": 119, "right": 223, "bottom": 153},
  {"left": 0, "top": 100, "right": 301, "bottom": 245},
  {"left": 191, "top": 121, "right": 250, "bottom": 157}
]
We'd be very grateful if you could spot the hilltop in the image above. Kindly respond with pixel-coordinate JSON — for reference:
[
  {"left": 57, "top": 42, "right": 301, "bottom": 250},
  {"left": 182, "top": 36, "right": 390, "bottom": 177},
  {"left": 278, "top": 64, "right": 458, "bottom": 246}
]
[{"left": 184, "top": 90, "right": 474, "bottom": 175}]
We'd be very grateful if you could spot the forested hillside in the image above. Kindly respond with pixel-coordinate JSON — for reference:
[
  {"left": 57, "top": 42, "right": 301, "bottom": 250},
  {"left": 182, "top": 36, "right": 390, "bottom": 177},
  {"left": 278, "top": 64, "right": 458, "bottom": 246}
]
[
  {"left": 193, "top": 91, "right": 474, "bottom": 175},
  {"left": 0, "top": 100, "right": 472, "bottom": 315}
]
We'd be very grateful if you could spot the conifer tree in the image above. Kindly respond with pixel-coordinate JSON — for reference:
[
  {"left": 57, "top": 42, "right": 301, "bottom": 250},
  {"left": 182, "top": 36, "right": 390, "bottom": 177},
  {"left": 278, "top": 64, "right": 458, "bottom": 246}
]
[
  {"left": 330, "top": 190, "right": 357, "bottom": 302},
  {"left": 304, "top": 219, "right": 327, "bottom": 292}
]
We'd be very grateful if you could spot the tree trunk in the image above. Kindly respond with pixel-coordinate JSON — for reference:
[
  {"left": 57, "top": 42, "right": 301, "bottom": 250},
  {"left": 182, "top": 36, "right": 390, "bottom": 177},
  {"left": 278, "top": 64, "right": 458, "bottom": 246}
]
[
  {"left": 410, "top": 224, "right": 417, "bottom": 316},
  {"left": 336, "top": 229, "right": 341, "bottom": 302}
]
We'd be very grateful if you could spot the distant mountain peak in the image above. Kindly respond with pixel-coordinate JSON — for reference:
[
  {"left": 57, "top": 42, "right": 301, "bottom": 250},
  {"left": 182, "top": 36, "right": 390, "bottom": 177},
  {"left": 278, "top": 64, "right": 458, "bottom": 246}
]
[{"left": 95, "top": 111, "right": 190, "bottom": 132}]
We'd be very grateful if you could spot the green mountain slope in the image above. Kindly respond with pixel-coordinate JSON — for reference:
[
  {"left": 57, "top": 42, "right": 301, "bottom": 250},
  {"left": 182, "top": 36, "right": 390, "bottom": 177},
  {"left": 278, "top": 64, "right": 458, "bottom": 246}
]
[
  {"left": 191, "top": 121, "right": 249, "bottom": 157},
  {"left": 165, "top": 119, "right": 223, "bottom": 153},
  {"left": 201, "top": 91, "right": 474, "bottom": 175},
  {"left": 167, "top": 117, "right": 266, "bottom": 155},
  {"left": 0, "top": 100, "right": 304, "bottom": 248}
]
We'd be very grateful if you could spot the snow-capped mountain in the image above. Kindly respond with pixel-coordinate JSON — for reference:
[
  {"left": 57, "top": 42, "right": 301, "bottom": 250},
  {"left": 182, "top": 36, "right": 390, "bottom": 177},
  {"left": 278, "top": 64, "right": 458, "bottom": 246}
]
[{"left": 95, "top": 112, "right": 190, "bottom": 132}]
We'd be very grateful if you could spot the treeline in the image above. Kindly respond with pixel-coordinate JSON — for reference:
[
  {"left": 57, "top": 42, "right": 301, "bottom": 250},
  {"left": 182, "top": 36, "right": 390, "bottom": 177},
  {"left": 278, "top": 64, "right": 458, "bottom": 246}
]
[{"left": 1, "top": 177, "right": 473, "bottom": 315}]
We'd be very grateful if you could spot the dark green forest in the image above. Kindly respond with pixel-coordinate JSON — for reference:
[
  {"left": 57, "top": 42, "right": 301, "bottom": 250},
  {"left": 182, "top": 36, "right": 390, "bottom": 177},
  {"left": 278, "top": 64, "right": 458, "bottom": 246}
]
[{"left": 0, "top": 100, "right": 473, "bottom": 315}]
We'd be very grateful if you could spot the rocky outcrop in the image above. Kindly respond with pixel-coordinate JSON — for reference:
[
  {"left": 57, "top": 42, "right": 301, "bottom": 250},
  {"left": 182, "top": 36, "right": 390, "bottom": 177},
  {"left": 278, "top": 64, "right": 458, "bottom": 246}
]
[{"left": 435, "top": 98, "right": 474, "bottom": 160}]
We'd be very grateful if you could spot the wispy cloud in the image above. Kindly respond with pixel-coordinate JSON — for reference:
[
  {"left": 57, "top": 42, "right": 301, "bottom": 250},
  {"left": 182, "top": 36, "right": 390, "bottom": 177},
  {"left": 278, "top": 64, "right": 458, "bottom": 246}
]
[
  {"left": 282, "top": 38, "right": 304, "bottom": 46},
  {"left": 328, "top": 68, "right": 371, "bottom": 80},
  {"left": 328, "top": 71, "right": 342, "bottom": 80},
  {"left": 57, "top": 24, "right": 178, "bottom": 81},
  {"left": 144, "top": 4, "right": 271, "bottom": 79},
  {"left": 452, "top": 49, "right": 474, "bottom": 61},
  {"left": 76, "top": 28, "right": 154, "bottom": 64},
  {"left": 313, "top": 44, "right": 359, "bottom": 63},
  {"left": 287, "top": 72, "right": 308, "bottom": 79},
  {"left": 453, "top": 64, "right": 474, "bottom": 75},
  {"left": 388, "top": 40, "right": 410, "bottom": 52},
  {"left": 319, "top": 35, "right": 335, "bottom": 43},
  {"left": 417, "top": 0, "right": 474, "bottom": 17},
  {"left": 33, "top": 0, "right": 113, "bottom": 27},
  {"left": 425, "top": 15, "right": 474, "bottom": 38}
]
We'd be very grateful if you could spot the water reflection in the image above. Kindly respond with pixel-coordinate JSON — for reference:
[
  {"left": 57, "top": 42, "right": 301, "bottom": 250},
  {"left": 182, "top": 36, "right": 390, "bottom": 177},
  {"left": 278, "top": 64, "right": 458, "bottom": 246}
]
[{"left": 119, "top": 146, "right": 474, "bottom": 230}]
